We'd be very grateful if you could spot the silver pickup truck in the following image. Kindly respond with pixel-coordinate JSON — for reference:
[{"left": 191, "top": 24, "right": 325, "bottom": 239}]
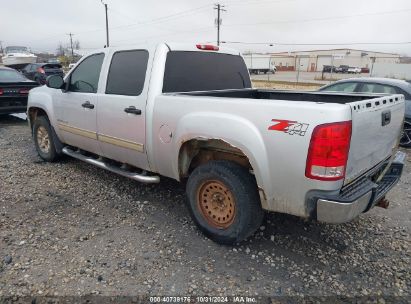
[{"left": 27, "top": 43, "right": 406, "bottom": 244}]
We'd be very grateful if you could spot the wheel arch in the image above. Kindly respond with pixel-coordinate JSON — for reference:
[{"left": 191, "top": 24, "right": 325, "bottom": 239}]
[
  {"left": 28, "top": 107, "right": 49, "bottom": 130},
  {"left": 28, "top": 106, "right": 64, "bottom": 154},
  {"left": 178, "top": 138, "right": 253, "bottom": 177},
  {"left": 177, "top": 137, "right": 269, "bottom": 209}
]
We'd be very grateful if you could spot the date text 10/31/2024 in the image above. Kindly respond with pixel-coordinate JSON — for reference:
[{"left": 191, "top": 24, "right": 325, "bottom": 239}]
[{"left": 149, "top": 296, "right": 257, "bottom": 303}]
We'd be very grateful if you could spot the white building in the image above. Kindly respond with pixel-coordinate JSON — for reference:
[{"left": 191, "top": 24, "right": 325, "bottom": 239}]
[{"left": 269, "top": 48, "right": 400, "bottom": 72}]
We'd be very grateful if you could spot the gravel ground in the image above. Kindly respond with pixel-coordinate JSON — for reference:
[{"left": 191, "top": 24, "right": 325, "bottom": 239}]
[{"left": 0, "top": 115, "right": 410, "bottom": 301}]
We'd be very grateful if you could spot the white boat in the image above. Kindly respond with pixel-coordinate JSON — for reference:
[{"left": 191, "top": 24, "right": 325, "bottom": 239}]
[{"left": 1, "top": 46, "right": 37, "bottom": 69}]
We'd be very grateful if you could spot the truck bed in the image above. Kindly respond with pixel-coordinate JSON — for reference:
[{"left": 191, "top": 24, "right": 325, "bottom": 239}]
[
  {"left": 179, "top": 88, "right": 387, "bottom": 104},
  {"left": 174, "top": 88, "right": 405, "bottom": 186}
]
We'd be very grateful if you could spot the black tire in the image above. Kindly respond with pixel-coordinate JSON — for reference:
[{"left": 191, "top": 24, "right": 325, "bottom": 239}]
[
  {"left": 400, "top": 119, "right": 411, "bottom": 148},
  {"left": 186, "top": 160, "right": 264, "bottom": 245},
  {"left": 32, "top": 116, "right": 59, "bottom": 162}
]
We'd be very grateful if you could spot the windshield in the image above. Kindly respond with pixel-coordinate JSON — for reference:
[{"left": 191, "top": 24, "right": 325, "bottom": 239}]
[
  {"left": 5, "top": 46, "right": 29, "bottom": 54},
  {"left": 163, "top": 51, "right": 251, "bottom": 93},
  {"left": 0, "top": 69, "right": 28, "bottom": 82}
]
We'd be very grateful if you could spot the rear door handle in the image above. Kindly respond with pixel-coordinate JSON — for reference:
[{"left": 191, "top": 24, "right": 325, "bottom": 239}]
[
  {"left": 82, "top": 101, "right": 95, "bottom": 109},
  {"left": 124, "top": 106, "right": 141, "bottom": 115}
]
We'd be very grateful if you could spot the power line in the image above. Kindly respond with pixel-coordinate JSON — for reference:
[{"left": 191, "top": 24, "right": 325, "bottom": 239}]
[
  {"left": 225, "top": 0, "right": 300, "bottom": 6},
  {"left": 222, "top": 41, "right": 411, "bottom": 46},
  {"left": 107, "top": 4, "right": 210, "bottom": 32},
  {"left": 224, "top": 8, "right": 411, "bottom": 27},
  {"left": 24, "top": 3, "right": 411, "bottom": 52},
  {"left": 111, "top": 26, "right": 215, "bottom": 45},
  {"left": 26, "top": 4, "right": 211, "bottom": 44}
]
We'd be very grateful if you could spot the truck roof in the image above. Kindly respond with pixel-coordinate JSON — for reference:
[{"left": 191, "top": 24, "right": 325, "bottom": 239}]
[{"left": 78, "top": 42, "right": 241, "bottom": 58}]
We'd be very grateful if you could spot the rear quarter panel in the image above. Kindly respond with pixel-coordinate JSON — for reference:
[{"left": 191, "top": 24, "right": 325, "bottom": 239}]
[{"left": 150, "top": 94, "right": 352, "bottom": 218}]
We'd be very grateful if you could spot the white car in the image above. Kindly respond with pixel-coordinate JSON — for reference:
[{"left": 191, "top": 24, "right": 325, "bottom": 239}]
[{"left": 348, "top": 67, "right": 361, "bottom": 74}]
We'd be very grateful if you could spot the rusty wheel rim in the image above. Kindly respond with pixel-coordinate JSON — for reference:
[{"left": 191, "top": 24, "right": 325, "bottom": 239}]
[
  {"left": 197, "top": 180, "right": 236, "bottom": 229},
  {"left": 36, "top": 126, "right": 50, "bottom": 154}
]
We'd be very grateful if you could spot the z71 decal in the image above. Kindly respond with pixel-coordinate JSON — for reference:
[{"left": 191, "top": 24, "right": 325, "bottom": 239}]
[{"left": 268, "top": 119, "right": 309, "bottom": 136}]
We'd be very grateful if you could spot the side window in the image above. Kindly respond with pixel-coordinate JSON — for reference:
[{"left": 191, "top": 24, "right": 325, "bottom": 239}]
[
  {"left": 322, "top": 82, "right": 357, "bottom": 92},
  {"left": 23, "top": 65, "right": 31, "bottom": 73},
  {"left": 359, "top": 83, "right": 396, "bottom": 94},
  {"left": 105, "top": 50, "right": 149, "bottom": 96},
  {"left": 69, "top": 53, "right": 104, "bottom": 93}
]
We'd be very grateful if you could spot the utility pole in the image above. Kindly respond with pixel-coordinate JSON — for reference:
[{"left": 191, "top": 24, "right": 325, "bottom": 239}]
[
  {"left": 67, "top": 33, "right": 74, "bottom": 59},
  {"left": 370, "top": 57, "right": 376, "bottom": 77},
  {"left": 214, "top": 4, "right": 226, "bottom": 46},
  {"left": 296, "top": 56, "right": 301, "bottom": 85},
  {"left": 101, "top": 0, "right": 109, "bottom": 47},
  {"left": 0, "top": 41, "right": 3, "bottom": 54}
]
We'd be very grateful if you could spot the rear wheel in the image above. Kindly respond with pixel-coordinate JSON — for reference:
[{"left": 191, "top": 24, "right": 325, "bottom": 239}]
[
  {"left": 186, "top": 160, "right": 264, "bottom": 245},
  {"left": 400, "top": 119, "right": 411, "bottom": 148},
  {"left": 33, "top": 116, "right": 59, "bottom": 161}
]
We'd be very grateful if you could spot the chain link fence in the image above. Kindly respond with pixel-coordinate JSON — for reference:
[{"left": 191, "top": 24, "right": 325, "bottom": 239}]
[{"left": 243, "top": 53, "right": 411, "bottom": 85}]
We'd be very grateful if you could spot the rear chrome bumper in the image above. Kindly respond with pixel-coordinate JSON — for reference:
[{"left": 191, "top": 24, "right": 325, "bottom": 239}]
[{"left": 316, "top": 151, "right": 406, "bottom": 224}]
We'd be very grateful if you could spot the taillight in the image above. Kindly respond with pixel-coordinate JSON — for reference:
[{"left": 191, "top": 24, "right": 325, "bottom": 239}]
[
  {"left": 19, "top": 88, "right": 30, "bottom": 94},
  {"left": 196, "top": 44, "right": 219, "bottom": 51},
  {"left": 0, "top": 88, "right": 3, "bottom": 95},
  {"left": 305, "top": 121, "right": 352, "bottom": 181},
  {"left": 37, "top": 67, "right": 45, "bottom": 74}
]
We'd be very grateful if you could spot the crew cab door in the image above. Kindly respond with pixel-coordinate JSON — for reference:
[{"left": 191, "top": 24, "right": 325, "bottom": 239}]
[
  {"left": 54, "top": 53, "right": 105, "bottom": 154},
  {"left": 96, "top": 49, "right": 150, "bottom": 170}
]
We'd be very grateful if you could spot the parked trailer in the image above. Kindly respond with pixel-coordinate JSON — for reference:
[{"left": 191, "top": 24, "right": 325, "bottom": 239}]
[{"left": 243, "top": 54, "right": 276, "bottom": 74}]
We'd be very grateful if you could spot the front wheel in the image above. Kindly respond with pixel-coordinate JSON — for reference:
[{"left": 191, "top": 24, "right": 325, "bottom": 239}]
[
  {"left": 33, "top": 116, "right": 59, "bottom": 162},
  {"left": 400, "top": 119, "right": 411, "bottom": 148},
  {"left": 186, "top": 160, "right": 264, "bottom": 245}
]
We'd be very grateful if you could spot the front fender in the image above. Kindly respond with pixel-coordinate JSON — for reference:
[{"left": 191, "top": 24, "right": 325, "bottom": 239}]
[{"left": 27, "top": 87, "right": 56, "bottom": 127}]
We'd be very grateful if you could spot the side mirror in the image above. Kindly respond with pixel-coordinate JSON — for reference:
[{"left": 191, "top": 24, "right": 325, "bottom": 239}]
[{"left": 46, "top": 75, "right": 64, "bottom": 89}]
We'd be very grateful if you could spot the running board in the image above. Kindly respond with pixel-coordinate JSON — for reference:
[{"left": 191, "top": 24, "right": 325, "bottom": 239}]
[{"left": 62, "top": 147, "right": 160, "bottom": 184}]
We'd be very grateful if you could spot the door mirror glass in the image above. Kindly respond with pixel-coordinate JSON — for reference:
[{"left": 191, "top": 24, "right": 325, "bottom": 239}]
[{"left": 46, "top": 75, "right": 64, "bottom": 89}]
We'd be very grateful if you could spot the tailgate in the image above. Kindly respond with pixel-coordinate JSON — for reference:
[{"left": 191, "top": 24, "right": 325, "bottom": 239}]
[{"left": 345, "top": 94, "right": 405, "bottom": 184}]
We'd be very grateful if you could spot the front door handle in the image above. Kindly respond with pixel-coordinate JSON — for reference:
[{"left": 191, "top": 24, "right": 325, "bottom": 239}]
[
  {"left": 124, "top": 106, "right": 141, "bottom": 115},
  {"left": 82, "top": 101, "right": 95, "bottom": 109}
]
